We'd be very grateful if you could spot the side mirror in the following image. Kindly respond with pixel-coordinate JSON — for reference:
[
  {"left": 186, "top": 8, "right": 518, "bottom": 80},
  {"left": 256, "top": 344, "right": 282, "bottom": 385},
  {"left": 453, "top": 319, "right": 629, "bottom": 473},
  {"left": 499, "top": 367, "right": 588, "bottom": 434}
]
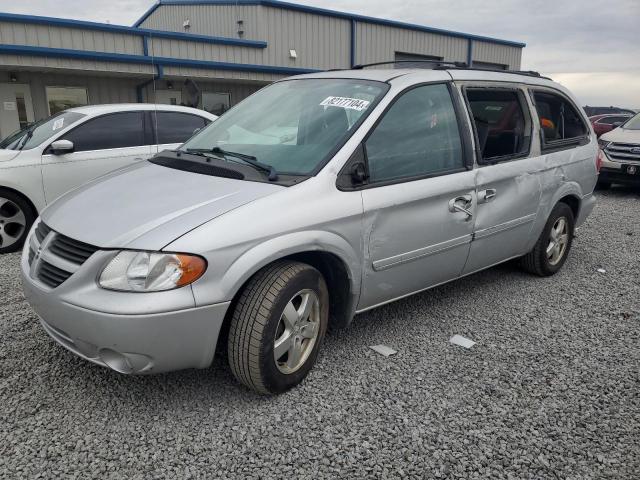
[{"left": 50, "top": 139, "right": 74, "bottom": 155}]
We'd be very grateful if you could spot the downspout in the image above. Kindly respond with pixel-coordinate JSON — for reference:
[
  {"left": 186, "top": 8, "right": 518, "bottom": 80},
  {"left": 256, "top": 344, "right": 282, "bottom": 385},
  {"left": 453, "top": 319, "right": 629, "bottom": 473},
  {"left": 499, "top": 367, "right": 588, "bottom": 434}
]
[
  {"left": 136, "top": 35, "right": 163, "bottom": 103},
  {"left": 466, "top": 39, "right": 473, "bottom": 67},
  {"left": 136, "top": 64, "right": 163, "bottom": 103},
  {"left": 350, "top": 19, "right": 356, "bottom": 68}
]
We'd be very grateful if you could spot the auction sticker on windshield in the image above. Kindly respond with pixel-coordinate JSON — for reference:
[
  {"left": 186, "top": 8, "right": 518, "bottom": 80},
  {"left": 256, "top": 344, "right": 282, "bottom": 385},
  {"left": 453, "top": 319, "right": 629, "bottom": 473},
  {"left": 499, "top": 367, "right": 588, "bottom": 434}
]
[{"left": 320, "top": 96, "right": 371, "bottom": 111}]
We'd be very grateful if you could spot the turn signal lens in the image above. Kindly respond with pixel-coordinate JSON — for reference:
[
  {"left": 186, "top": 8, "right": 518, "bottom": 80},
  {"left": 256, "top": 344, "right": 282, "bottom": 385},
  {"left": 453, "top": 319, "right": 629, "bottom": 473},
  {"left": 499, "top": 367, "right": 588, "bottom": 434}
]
[{"left": 99, "top": 251, "right": 207, "bottom": 292}]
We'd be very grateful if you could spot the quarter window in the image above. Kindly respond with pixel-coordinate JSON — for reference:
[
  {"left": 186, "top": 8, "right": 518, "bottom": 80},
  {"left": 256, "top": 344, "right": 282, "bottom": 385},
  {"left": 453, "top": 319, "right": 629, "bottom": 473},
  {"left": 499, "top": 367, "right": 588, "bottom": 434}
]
[
  {"left": 153, "top": 112, "right": 209, "bottom": 144},
  {"left": 532, "top": 91, "right": 587, "bottom": 143},
  {"left": 365, "top": 84, "right": 464, "bottom": 183},
  {"left": 60, "top": 112, "right": 146, "bottom": 152},
  {"left": 466, "top": 89, "right": 530, "bottom": 164}
]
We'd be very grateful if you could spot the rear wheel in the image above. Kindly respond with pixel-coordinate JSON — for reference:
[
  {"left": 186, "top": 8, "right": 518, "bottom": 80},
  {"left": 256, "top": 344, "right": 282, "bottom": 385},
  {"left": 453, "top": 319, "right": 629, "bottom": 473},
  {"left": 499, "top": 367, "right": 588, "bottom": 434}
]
[
  {"left": 520, "top": 202, "right": 574, "bottom": 276},
  {"left": 228, "top": 261, "right": 329, "bottom": 394},
  {"left": 0, "top": 190, "right": 35, "bottom": 254}
]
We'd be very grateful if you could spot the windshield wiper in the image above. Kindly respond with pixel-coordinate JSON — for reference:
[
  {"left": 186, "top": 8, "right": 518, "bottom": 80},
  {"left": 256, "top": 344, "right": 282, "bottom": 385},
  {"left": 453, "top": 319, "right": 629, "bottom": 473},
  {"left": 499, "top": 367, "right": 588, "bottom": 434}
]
[{"left": 186, "top": 146, "right": 278, "bottom": 181}]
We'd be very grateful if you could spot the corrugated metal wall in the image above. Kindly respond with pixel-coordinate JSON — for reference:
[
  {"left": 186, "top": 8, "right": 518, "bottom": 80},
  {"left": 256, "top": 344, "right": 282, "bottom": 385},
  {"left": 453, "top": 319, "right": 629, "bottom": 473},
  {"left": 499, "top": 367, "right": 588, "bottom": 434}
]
[
  {"left": 0, "top": 21, "right": 143, "bottom": 55},
  {"left": 355, "top": 23, "right": 469, "bottom": 66},
  {"left": 140, "top": 4, "right": 263, "bottom": 41},
  {"left": 0, "top": 53, "right": 155, "bottom": 76},
  {"left": 144, "top": 78, "right": 264, "bottom": 106},
  {"left": 473, "top": 40, "right": 522, "bottom": 69}
]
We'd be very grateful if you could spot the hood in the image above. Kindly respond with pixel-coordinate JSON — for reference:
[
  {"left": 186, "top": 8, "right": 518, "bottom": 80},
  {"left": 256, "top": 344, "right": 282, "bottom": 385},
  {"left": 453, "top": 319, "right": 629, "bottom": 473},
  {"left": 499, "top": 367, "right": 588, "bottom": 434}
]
[
  {"left": 42, "top": 161, "right": 285, "bottom": 250},
  {"left": 601, "top": 127, "right": 640, "bottom": 144},
  {"left": 0, "top": 149, "right": 20, "bottom": 162}
]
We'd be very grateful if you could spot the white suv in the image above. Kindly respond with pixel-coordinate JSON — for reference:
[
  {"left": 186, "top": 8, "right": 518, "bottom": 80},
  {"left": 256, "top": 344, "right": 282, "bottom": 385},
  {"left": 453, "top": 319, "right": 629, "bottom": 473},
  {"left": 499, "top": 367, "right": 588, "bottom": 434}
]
[{"left": 0, "top": 104, "right": 216, "bottom": 253}]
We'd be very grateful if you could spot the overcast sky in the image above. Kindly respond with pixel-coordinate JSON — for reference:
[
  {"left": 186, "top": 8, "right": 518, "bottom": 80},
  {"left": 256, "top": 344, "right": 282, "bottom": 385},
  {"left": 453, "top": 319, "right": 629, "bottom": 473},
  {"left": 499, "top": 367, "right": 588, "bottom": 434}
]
[{"left": 1, "top": 0, "right": 638, "bottom": 107}]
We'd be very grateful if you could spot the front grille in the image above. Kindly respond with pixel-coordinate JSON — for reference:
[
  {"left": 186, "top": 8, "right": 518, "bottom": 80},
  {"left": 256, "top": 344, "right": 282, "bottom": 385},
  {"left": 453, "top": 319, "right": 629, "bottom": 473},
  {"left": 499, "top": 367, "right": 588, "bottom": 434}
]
[
  {"left": 37, "top": 261, "right": 73, "bottom": 288},
  {"left": 49, "top": 234, "right": 99, "bottom": 265},
  {"left": 29, "top": 221, "right": 99, "bottom": 289},
  {"left": 605, "top": 143, "right": 640, "bottom": 163},
  {"left": 34, "top": 222, "right": 51, "bottom": 243}
]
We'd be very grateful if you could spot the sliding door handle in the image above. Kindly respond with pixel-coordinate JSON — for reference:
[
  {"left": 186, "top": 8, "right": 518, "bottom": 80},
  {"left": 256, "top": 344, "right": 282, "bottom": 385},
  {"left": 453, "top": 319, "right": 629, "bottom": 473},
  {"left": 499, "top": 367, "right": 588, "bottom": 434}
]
[{"left": 479, "top": 188, "right": 497, "bottom": 203}]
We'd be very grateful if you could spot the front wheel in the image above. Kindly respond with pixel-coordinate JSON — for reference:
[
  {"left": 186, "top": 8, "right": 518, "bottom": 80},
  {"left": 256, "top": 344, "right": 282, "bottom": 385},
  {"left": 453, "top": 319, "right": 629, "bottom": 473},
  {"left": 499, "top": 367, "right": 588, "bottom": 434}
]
[
  {"left": 520, "top": 202, "right": 575, "bottom": 276},
  {"left": 228, "top": 261, "right": 329, "bottom": 394},
  {"left": 0, "top": 190, "right": 35, "bottom": 254}
]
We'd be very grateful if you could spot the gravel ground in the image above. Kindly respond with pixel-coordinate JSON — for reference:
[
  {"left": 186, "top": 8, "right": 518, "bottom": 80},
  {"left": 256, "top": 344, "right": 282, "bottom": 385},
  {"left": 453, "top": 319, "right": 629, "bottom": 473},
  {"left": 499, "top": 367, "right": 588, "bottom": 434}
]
[{"left": 1, "top": 188, "right": 639, "bottom": 479}]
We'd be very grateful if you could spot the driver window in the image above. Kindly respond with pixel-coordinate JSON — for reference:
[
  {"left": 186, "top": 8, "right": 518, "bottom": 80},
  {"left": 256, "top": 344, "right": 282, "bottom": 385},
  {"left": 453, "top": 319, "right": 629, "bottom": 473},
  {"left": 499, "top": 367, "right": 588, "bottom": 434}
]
[{"left": 365, "top": 83, "right": 464, "bottom": 183}]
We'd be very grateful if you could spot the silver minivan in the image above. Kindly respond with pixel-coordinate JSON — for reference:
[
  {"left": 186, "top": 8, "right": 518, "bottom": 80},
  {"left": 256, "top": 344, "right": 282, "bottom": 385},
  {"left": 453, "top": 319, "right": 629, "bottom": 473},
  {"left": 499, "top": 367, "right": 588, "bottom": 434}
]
[{"left": 21, "top": 68, "right": 598, "bottom": 394}]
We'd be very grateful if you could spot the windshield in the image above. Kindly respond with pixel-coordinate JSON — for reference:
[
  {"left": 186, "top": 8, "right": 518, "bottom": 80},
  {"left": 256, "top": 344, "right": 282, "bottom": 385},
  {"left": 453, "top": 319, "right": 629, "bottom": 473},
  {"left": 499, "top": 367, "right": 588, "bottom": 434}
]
[
  {"left": 0, "top": 111, "right": 86, "bottom": 150},
  {"left": 181, "top": 78, "right": 388, "bottom": 175},
  {"left": 621, "top": 113, "right": 640, "bottom": 130}
]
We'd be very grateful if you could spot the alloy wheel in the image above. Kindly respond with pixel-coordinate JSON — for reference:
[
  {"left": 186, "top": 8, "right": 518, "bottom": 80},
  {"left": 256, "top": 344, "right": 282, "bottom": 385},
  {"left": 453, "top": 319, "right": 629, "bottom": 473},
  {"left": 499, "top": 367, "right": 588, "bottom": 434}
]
[
  {"left": 273, "top": 289, "right": 320, "bottom": 374},
  {"left": 0, "top": 197, "right": 27, "bottom": 249},
  {"left": 546, "top": 216, "right": 569, "bottom": 266}
]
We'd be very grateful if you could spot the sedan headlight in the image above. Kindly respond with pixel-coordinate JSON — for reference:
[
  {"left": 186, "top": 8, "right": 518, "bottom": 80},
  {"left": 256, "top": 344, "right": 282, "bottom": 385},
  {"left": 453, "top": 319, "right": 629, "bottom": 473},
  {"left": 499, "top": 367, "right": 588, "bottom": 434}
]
[{"left": 99, "top": 251, "right": 206, "bottom": 292}]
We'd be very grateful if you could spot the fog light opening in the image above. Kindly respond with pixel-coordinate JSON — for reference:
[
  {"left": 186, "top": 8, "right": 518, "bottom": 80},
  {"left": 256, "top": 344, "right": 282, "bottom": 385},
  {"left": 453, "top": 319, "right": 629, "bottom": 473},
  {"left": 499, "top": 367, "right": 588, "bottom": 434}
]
[{"left": 99, "top": 348, "right": 134, "bottom": 374}]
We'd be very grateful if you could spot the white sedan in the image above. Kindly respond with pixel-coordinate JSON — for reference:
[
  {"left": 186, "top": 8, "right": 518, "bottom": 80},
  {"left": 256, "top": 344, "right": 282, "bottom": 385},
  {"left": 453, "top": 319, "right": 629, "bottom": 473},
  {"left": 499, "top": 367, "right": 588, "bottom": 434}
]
[{"left": 0, "top": 104, "right": 216, "bottom": 253}]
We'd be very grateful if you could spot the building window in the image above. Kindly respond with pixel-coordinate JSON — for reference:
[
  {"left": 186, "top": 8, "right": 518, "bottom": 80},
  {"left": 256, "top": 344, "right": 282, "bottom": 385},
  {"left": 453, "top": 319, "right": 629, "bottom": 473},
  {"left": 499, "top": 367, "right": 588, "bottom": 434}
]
[
  {"left": 203, "top": 92, "right": 231, "bottom": 116},
  {"left": 46, "top": 86, "right": 89, "bottom": 115},
  {"left": 394, "top": 52, "right": 443, "bottom": 69}
]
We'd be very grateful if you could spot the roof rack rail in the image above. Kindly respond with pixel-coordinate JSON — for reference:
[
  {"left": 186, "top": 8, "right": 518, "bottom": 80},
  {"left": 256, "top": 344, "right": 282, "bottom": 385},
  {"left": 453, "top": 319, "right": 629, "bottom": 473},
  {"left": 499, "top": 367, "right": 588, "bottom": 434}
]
[
  {"left": 432, "top": 65, "right": 551, "bottom": 80},
  {"left": 352, "top": 60, "right": 468, "bottom": 69}
]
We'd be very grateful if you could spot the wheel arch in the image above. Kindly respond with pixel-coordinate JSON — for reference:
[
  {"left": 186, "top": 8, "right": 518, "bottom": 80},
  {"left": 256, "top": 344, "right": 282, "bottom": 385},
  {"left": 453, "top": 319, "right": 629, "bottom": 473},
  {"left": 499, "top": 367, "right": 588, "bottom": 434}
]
[
  {"left": 0, "top": 185, "right": 38, "bottom": 219},
  {"left": 214, "top": 231, "right": 361, "bottom": 344}
]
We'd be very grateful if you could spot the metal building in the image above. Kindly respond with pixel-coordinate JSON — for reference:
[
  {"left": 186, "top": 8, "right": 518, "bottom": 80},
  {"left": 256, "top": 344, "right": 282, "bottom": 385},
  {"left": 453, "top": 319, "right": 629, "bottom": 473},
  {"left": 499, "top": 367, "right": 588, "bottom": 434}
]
[{"left": 0, "top": 0, "right": 525, "bottom": 138}]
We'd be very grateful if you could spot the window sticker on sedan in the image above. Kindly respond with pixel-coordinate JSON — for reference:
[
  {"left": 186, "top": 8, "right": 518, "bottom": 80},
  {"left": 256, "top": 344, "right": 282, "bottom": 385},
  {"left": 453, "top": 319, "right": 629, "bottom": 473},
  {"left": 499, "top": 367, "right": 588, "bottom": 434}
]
[
  {"left": 52, "top": 118, "right": 65, "bottom": 131},
  {"left": 320, "top": 96, "right": 371, "bottom": 111}
]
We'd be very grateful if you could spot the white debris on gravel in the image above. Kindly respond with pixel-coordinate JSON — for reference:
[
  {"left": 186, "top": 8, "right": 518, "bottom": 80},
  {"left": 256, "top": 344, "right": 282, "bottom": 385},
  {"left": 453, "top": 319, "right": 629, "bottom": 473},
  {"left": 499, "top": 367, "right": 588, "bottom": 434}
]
[
  {"left": 597, "top": 268, "right": 606, "bottom": 273},
  {"left": 369, "top": 344, "right": 397, "bottom": 357},
  {"left": 1, "top": 188, "right": 639, "bottom": 478},
  {"left": 449, "top": 334, "right": 476, "bottom": 349}
]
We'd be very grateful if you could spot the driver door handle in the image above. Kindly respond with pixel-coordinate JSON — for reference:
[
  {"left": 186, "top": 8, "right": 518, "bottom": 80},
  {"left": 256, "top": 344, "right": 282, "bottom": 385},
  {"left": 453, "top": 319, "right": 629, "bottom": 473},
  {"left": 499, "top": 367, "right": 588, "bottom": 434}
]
[{"left": 449, "top": 195, "right": 473, "bottom": 220}]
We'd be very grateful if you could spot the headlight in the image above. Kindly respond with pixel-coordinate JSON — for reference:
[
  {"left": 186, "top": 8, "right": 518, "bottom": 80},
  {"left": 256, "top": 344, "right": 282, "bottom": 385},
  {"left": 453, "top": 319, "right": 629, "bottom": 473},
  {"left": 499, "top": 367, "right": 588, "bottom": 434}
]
[
  {"left": 598, "top": 139, "right": 611, "bottom": 149},
  {"left": 99, "top": 251, "right": 206, "bottom": 292}
]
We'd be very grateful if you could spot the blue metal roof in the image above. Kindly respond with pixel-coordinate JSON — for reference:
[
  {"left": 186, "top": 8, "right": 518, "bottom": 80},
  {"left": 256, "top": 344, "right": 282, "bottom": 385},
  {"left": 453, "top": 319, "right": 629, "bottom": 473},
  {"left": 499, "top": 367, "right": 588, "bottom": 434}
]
[{"left": 133, "top": 0, "right": 526, "bottom": 48}]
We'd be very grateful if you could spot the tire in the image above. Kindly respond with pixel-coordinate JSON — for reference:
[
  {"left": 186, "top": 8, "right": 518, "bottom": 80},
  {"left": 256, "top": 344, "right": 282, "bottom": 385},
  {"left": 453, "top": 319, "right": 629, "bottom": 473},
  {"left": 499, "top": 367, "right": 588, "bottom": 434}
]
[
  {"left": 228, "top": 261, "right": 329, "bottom": 394},
  {"left": 520, "top": 202, "right": 575, "bottom": 277},
  {"left": 0, "top": 189, "right": 35, "bottom": 254}
]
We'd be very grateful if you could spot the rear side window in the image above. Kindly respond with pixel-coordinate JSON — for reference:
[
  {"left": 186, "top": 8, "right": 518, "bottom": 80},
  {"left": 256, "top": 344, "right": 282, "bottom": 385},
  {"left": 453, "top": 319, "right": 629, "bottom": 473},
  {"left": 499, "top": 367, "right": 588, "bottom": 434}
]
[
  {"left": 61, "top": 112, "right": 146, "bottom": 152},
  {"left": 365, "top": 83, "right": 464, "bottom": 184},
  {"left": 153, "top": 112, "right": 208, "bottom": 144},
  {"left": 466, "top": 88, "right": 531, "bottom": 164},
  {"left": 532, "top": 91, "right": 588, "bottom": 145}
]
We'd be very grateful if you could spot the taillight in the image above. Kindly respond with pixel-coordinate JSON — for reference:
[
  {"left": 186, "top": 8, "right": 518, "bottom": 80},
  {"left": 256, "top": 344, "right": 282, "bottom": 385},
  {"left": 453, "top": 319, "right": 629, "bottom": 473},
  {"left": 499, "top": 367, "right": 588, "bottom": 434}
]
[{"left": 596, "top": 148, "right": 605, "bottom": 173}]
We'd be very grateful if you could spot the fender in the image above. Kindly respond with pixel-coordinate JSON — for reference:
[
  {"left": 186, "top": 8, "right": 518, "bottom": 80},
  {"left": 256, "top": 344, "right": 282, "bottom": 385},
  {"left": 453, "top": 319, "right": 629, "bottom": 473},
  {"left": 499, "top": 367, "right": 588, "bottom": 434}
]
[
  {"left": 524, "top": 180, "right": 583, "bottom": 253},
  {"left": 190, "top": 229, "right": 362, "bottom": 311}
]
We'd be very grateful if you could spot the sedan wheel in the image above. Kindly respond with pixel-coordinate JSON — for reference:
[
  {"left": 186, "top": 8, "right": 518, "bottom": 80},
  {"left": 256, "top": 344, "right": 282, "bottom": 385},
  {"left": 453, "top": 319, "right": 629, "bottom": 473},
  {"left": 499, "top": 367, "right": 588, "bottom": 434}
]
[{"left": 0, "top": 195, "right": 32, "bottom": 253}]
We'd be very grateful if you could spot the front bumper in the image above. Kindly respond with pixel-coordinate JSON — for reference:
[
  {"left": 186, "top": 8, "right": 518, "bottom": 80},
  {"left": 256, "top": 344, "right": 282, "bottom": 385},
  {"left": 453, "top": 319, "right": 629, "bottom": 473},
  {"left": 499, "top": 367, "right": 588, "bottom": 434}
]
[
  {"left": 21, "top": 247, "right": 230, "bottom": 374},
  {"left": 599, "top": 156, "right": 640, "bottom": 185}
]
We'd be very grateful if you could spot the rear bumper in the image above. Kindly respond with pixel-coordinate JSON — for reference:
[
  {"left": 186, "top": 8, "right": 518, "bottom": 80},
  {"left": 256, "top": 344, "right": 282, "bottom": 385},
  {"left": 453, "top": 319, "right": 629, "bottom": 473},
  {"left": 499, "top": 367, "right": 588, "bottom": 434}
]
[{"left": 21, "top": 261, "right": 230, "bottom": 374}]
